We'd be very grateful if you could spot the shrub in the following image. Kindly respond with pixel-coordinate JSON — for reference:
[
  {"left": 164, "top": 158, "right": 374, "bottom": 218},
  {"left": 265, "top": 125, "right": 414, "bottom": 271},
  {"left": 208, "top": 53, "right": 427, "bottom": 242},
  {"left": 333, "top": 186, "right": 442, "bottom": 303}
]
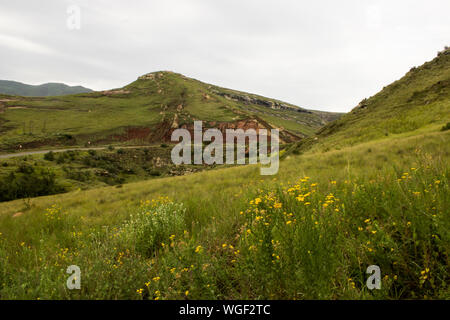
[
  {"left": 0, "top": 167, "right": 65, "bottom": 202},
  {"left": 120, "top": 199, "right": 186, "bottom": 258},
  {"left": 441, "top": 122, "right": 450, "bottom": 131},
  {"left": 56, "top": 154, "right": 66, "bottom": 164},
  {"left": 16, "top": 163, "right": 34, "bottom": 174},
  {"left": 66, "top": 170, "right": 92, "bottom": 182},
  {"left": 44, "top": 151, "right": 55, "bottom": 161},
  {"left": 149, "top": 170, "right": 161, "bottom": 177}
]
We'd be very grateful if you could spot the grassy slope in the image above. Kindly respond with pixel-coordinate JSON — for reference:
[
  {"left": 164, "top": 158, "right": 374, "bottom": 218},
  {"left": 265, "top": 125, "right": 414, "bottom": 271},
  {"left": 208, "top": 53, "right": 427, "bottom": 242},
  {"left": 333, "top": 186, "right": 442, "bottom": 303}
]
[
  {"left": 0, "top": 72, "right": 341, "bottom": 152},
  {"left": 300, "top": 49, "right": 450, "bottom": 153},
  {"left": 0, "top": 128, "right": 447, "bottom": 299}
]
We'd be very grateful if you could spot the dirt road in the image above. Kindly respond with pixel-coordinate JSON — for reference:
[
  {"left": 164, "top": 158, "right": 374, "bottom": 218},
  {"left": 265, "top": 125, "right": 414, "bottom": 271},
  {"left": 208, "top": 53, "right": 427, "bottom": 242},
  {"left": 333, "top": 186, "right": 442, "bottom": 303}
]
[{"left": 0, "top": 146, "right": 153, "bottom": 159}]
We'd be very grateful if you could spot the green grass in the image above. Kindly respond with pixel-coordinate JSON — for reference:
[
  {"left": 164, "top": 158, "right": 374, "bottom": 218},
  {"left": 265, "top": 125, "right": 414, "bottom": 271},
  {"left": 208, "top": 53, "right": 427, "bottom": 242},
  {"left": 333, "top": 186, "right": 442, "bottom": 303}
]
[
  {"left": 0, "top": 95, "right": 164, "bottom": 149},
  {"left": 0, "top": 128, "right": 448, "bottom": 299}
]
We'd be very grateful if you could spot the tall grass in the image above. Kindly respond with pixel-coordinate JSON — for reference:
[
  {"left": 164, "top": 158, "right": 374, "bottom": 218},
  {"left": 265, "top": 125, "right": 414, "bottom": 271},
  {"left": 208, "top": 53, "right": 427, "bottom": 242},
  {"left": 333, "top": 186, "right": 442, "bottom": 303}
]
[
  {"left": 0, "top": 130, "right": 448, "bottom": 299},
  {"left": 0, "top": 156, "right": 447, "bottom": 299}
]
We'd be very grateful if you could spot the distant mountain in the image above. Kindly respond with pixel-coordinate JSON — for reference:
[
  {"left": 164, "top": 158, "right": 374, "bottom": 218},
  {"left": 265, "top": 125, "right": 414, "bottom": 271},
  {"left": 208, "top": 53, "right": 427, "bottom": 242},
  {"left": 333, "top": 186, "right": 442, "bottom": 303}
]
[{"left": 0, "top": 80, "right": 93, "bottom": 96}]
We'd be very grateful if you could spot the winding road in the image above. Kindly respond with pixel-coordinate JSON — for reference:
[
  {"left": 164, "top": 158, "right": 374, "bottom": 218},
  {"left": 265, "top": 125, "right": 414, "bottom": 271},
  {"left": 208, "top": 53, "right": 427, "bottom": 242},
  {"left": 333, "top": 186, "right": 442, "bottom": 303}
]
[{"left": 0, "top": 145, "right": 152, "bottom": 159}]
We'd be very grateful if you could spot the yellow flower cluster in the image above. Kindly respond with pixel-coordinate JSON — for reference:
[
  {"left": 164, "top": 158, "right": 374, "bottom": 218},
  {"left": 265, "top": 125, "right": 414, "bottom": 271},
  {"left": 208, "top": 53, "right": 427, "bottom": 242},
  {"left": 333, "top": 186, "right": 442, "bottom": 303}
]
[
  {"left": 44, "top": 204, "right": 65, "bottom": 221},
  {"left": 419, "top": 268, "right": 430, "bottom": 285},
  {"left": 140, "top": 196, "right": 171, "bottom": 209}
]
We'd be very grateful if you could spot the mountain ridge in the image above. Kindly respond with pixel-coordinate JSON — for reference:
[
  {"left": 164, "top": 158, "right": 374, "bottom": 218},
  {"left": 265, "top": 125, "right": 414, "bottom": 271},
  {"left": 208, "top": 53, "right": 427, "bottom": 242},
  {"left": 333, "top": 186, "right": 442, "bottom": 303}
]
[{"left": 0, "top": 80, "right": 93, "bottom": 97}]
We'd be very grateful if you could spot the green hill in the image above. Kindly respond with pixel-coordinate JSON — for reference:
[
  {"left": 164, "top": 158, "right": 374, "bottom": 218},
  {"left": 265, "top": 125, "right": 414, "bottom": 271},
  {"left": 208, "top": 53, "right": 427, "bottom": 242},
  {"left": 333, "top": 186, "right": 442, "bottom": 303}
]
[
  {"left": 0, "top": 80, "right": 92, "bottom": 97},
  {"left": 287, "top": 47, "right": 450, "bottom": 155},
  {"left": 0, "top": 72, "right": 341, "bottom": 153}
]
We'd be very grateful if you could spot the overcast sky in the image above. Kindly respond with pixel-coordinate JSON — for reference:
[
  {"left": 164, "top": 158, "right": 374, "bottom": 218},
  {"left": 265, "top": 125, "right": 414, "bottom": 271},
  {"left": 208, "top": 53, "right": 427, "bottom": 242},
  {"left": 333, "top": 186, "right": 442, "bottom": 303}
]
[{"left": 0, "top": 0, "right": 449, "bottom": 112}]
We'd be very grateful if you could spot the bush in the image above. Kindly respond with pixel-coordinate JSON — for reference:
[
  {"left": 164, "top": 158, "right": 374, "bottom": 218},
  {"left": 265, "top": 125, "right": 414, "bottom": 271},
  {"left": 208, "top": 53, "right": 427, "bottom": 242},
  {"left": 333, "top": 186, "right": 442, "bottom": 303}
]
[
  {"left": 56, "top": 154, "right": 66, "bottom": 164},
  {"left": 17, "top": 163, "right": 34, "bottom": 174},
  {"left": 44, "top": 151, "right": 55, "bottom": 161},
  {"left": 149, "top": 170, "right": 161, "bottom": 176},
  {"left": 441, "top": 122, "right": 450, "bottom": 131},
  {"left": 120, "top": 199, "right": 186, "bottom": 258},
  {"left": 66, "top": 169, "right": 92, "bottom": 182},
  {"left": 0, "top": 166, "right": 65, "bottom": 202}
]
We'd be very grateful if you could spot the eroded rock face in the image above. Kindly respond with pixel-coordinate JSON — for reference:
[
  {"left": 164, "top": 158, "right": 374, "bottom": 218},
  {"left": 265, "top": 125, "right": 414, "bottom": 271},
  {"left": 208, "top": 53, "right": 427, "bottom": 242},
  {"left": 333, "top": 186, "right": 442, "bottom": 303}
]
[
  {"left": 177, "top": 119, "right": 265, "bottom": 135},
  {"left": 174, "top": 118, "right": 301, "bottom": 143},
  {"left": 138, "top": 71, "right": 172, "bottom": 80},
  {"left": 138, "top": 73, "right": 156, "bottom": 80},
  {"left": 437, "top": 46, "right": 450, "bottom": 56},
  {"left": 102, "top": 116, "right": 302, "bottom": 146},
  {"left": 211, "top": 90, "right": 312, "bottom": 114},
  {"left": 101, "top": 89, "right": 131, "bottom": 96}
]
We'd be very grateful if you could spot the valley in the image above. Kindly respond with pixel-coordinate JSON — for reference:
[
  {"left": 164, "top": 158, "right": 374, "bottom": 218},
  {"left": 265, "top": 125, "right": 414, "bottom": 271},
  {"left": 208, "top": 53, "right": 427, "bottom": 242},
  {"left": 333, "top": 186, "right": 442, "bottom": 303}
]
[{"left": 0, "top": 48, "right": 448, "bottom": 300}]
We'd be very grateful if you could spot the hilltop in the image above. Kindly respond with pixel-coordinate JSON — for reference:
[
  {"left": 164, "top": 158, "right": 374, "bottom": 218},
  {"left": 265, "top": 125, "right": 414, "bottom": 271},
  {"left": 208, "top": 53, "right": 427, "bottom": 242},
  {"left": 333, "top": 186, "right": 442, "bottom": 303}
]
[
  {"left": 0, "top": 80, "right": 92, "bottom": 97},
  {"left": 0, "top": 72, "right": 341, "bottom": 153}
]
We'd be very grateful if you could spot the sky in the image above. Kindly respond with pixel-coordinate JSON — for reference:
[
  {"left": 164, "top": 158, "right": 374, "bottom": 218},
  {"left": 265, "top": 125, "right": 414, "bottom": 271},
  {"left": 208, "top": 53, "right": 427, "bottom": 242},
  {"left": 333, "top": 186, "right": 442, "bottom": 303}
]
[{"left": 0, "top": 0, "right": 449, "bottom": 112}]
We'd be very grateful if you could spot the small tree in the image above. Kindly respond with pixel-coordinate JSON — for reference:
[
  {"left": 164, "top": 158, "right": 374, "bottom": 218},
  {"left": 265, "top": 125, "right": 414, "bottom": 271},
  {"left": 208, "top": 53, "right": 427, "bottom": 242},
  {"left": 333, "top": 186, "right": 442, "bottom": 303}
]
[{"left": 44, "top": 151, "right": 55, "bottom": 161}]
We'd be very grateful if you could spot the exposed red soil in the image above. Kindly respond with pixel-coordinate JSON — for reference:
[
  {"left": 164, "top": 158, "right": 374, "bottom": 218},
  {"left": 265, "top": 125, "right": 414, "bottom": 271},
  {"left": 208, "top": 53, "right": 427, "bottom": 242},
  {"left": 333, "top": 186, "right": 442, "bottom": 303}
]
[{"left": 109, "top": 118, "right": 302, "bottom": 145}]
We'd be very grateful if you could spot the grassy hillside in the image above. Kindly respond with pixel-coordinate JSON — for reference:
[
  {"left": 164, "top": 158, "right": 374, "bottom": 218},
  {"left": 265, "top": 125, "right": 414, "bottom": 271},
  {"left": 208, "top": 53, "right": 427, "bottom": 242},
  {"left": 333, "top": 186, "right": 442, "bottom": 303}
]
[
  {"left": 0, "top": 80, "right": 92, "bottom": 97},
  {"left": 291, "top": 48, "right": 450, "bottom": 154},
  {"left": 0, "top": 72, "right": 341, "bottom": 153},
  {"left": 0, "top": 128, "right": 447, "bottom": 299},
  {"left": 0, "top": 52, "right": 448, "bottom": 300}
]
